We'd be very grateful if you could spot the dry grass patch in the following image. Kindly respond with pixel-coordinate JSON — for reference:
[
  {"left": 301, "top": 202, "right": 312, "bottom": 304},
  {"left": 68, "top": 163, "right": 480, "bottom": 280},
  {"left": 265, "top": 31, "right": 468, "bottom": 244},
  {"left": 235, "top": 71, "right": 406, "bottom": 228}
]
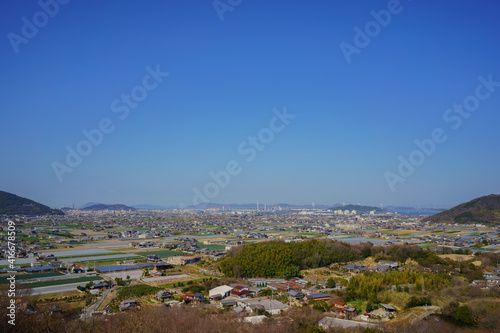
[{"left": 438, "top": 254, "right": 475, "bottom": 261}]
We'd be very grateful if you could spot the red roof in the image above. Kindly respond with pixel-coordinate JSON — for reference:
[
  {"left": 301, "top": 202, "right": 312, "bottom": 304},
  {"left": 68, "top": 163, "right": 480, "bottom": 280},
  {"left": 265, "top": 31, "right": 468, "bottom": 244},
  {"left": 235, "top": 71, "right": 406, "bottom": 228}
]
[
  {"left": 334, "top": 301, "right": 346, "bottom": 306},
  {"left": 231, "top": 289, "right": 250, "bottom": 296},
  {"left": 284, "top": 281, "right": 302, "bottom": 289},
  {"left": 233, "top": 285, "right": 247, "bottom": 290}
]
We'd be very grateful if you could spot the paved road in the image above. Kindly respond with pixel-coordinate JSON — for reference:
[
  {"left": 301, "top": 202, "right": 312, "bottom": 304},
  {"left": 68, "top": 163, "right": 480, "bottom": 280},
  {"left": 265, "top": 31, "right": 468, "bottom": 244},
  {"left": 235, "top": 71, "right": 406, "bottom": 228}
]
[
  {"left": 410, "top": 306, "right": 441, "bottom": 324},
  {"left": 81, "top": 288, "right": 111, "bottom": 320},
  {"left": 30, "top": 280, "right": 103, "bottom": 295}
]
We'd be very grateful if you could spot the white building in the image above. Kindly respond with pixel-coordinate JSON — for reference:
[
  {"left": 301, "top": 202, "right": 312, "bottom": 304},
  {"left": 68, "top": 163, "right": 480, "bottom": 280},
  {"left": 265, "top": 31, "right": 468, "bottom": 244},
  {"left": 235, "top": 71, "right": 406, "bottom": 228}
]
[{"left": 209, "top": 285, "right": 233, "bottom": 300}]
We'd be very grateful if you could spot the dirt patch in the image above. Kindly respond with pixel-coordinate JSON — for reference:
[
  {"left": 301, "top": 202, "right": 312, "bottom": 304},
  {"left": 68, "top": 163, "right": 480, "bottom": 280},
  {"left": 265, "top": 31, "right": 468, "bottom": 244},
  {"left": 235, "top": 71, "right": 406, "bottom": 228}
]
[{"left": 438, "top": 254, "right": 474, "bottom": 261}]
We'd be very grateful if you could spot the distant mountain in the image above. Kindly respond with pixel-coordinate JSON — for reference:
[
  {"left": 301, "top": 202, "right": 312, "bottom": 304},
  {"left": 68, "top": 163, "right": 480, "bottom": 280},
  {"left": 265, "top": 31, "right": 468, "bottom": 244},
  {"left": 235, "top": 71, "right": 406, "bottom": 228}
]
[
  {"left": 82, "top": 204, "right": 136, "bottom": 211},
  {"left": 423, "top": 194, "right": 500, "bottom": 225},
  {"left": 0, "top": 190, "right": 64, "bottom": 216},
  {"left": 386, "top": 206, "right": 447, "bottom": 212},
  {"left": 132, "top": 204, "right": 170, "bottom": 210},
  {"left": 185, "top": 203, "right": 331, "bottom": 210},
  {"left": 328, "top": 204, "right": 385, "bottom": 213},
  {"left": 80, "top": 202, "right": 103, "bottom": 209}
]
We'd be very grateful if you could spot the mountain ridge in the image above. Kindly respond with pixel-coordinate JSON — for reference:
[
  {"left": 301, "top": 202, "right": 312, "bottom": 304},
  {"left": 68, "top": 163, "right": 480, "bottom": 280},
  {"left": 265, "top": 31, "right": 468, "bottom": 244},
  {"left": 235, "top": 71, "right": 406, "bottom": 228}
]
[
  {"left": 423, "top": 194, "right": 500, "bottom": 225},
  {"left": 82, "top": 204, "right": 136, "bottom": 211},
  {"left": 0, "top": 190, "right": 64, "bottom": 216}
]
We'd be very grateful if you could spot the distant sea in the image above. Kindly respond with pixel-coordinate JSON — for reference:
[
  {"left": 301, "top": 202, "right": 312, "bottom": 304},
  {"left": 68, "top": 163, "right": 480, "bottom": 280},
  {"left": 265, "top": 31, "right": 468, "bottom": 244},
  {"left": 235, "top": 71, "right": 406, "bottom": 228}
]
[{"left": 387, "top": 209, "right": 442, "bottom": 216}]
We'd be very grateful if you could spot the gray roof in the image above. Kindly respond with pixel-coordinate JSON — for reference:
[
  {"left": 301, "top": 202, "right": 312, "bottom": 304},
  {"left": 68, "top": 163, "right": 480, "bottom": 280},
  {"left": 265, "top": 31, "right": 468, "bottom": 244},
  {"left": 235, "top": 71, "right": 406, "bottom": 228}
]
[
  {"left": 319, "top": 317, "right": 378, "bottom": 329},
  {"left": 380, "top": 303, "right": 396, "bottom": 311},
  {"left": 306, "top": 293, "right": 330, "bottom": 300}
]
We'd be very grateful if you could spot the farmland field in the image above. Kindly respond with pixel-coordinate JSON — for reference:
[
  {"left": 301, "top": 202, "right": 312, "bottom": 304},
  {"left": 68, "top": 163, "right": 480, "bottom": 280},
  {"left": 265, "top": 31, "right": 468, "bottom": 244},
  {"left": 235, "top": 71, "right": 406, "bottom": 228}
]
[
  {"left": 0, "top": 271, "right": 64, "bottom": 284},
  {"left": 21, "top": 276, "right": 102, "bottom": 288},
  {"left": 135, "top": 250, "right": 186, "bottom": 258}
]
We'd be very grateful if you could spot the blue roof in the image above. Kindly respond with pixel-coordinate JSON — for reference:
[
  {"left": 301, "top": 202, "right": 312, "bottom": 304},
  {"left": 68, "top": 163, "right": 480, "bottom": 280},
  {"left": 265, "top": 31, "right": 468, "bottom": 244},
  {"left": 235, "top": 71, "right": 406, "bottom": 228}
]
[
  {"left": 25, "top": 266, "right": 56, "bottom": 272},
  {"left": 137, "top": 264, "right": 153, "bottom": 268},
  {"left": 95, "top": 265, "right": 140, "bottom": 272}
]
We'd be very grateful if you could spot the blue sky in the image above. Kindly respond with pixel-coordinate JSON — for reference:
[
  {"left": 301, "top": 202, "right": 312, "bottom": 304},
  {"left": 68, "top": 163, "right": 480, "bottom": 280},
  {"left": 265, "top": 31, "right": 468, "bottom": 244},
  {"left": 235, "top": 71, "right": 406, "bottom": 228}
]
[{"left": 1, "top": 0, "right": 499, "bottom": 209}]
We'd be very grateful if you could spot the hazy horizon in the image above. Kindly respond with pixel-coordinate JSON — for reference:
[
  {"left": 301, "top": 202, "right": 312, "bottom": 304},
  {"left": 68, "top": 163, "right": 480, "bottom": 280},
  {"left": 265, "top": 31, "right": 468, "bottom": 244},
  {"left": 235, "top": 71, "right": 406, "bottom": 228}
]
[{"left": 1, "top": 1, "right": 499, "bottom": 209}]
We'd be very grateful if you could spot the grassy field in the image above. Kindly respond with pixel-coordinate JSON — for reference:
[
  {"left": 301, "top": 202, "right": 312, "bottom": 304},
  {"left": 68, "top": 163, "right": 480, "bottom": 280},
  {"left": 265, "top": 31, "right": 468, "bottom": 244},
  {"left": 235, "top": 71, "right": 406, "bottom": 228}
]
[
  {"left": 438, "top": 254, "right": 475, "bottom": 261},
  {"left": 346, "top": 300, "right": 368, "bottom": 312},
  {"left": 21, "top": 276, "right": 102, "bottom": 288},
  {"left": 0, "top": 271, "right": 64, "bottom": 284},
  {"left": 196, "top": 242, "right": 225, "bottom": 251},
  {"left": 58, "top": 252, "right": 125, "bottom": 259},
  {"left": 135, "top": 250, "right": 186, "bottom": 258},
  {"left": 88, "top": 257, "right": 146, "bottom": 267}
]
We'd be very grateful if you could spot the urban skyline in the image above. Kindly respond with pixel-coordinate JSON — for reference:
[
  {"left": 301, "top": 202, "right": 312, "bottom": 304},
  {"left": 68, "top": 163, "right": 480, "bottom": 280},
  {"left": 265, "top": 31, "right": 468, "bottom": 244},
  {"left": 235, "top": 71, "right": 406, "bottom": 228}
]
[{"left": 1, "top": 0, "right": 499, "bottom": 209}]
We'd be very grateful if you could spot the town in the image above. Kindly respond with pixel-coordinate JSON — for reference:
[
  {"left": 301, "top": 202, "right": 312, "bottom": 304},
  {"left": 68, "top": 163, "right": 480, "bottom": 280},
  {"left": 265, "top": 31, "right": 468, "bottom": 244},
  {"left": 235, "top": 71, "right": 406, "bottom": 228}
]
[{"left": 1, "top": 205, "right": 499, "bottom": 332}]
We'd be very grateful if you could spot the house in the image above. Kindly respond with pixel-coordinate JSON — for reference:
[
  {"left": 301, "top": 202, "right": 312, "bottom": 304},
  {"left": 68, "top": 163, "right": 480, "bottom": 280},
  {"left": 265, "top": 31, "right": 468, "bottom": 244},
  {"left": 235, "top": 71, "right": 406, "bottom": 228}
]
[
  {"left": 156, "top": 290, "right": 173, "bottom": 300},
  {"left": 372, "top": 263, "right": 390, "bottom": 273},
  {"left": 284, "top": 281, "right": 303, "bottom": 290},
  {"left": 147, "top": 254, "right": 160, "bottom": 262},
  {"left": 233, "top": 305, "right": 245, "bottom": 313},
  {"left": 239, "top": 299, "right": 288, "bottom": 315},
  {"left": 209, "top": 285, "right": 233, "bottom": 300},
  {"left": 287, "top": 290, "right": 303, "bottom": 299},
  {"left": 183, "top": 292, "right": 206, "bottom": 303},
  {"left": 220, "top": 299, "right": 237, "bottom": 308},
  {"left": 153, "top": 263, "right": 173, "bottom": 271},
  {"left": 244, "top": 315, "right": 267, "bottom": 324},
  {"left": 91, "top": 281, "right": 109, "bottom": 291},
  {"left": 378, "top": 260, "right": 399, "bottom": 268},
  {"left": 290, "top": 277, "right": 309, "bottom": 288},
  {"left": 268, "top": 282, "right": 289, "bottom": 291},
  {"left": 168, "top": 255, "right": 201, "bottom": 265},
  {"left": 472, "top": 280, "right": 487, "bottom": 287},
  {"left": 230, "top": 285, "right": 251, "bottom": 298},
  {"left": 119, "top": 299, "right": 138, "bottom": 311},
  {"left": 305, "top": 293, "right": 330, "bottom": 302},
  {"left": 342, "top": 264, "right": 366, "bottom": 273},
  {"left": 164, "top": 300, "right": 182, "bottom": 307},
  {"left": 345, "top": 306, "right": 358, "bottom": 319},
  {"left": 71, "top": 265, "right": 87, "bottom": 273},
  {"left": 319, "top": 318, "right": 378, "bottom": 330},
  {"left": 380, "top": 304, "right": 397, "bottom": 312},
  {"left": 332, "top": 301, "right": 347, "bottom": 312}
]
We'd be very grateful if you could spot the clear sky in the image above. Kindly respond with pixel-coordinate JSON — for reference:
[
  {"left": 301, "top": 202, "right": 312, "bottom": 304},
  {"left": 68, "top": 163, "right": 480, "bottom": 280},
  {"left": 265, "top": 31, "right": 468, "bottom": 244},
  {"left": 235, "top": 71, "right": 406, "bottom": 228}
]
[{"left": 1, "top": 0, "right": 499, "bottom": 209}]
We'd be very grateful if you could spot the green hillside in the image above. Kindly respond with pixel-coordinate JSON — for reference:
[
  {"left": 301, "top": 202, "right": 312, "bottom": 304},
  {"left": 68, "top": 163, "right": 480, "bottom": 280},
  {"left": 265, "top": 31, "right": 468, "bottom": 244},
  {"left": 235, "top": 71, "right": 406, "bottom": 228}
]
[
  {"left": 0, "top": 190, "right": 64, "bottom": 216},
  {"left": 423, "top": 194, "right": 500, "bottom": 225}
]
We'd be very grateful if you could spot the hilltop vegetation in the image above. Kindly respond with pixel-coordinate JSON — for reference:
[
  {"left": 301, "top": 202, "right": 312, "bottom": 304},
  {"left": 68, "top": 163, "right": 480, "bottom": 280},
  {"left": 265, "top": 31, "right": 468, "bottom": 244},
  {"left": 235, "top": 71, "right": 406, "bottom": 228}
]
[
  {"left": 219, "top": 239, "right": 366, "bottom": 278},
  {"left": 328, "top": 204, "right": 384, "bottom": 212},
  {"left": 424, "top": 194, "right": 500, "bottom": 225},
  {"left": 0, "top": 190, "right": 64, "bottom": 216},
  {"left": 82, "top": 204, "right": 136, "bottom": 211}
]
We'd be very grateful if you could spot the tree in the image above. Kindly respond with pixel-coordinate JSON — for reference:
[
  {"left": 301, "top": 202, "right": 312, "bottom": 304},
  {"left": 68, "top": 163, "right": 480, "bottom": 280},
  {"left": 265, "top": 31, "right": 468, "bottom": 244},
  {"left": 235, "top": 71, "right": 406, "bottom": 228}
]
[
  {"left": 326, "top": 278, "right": 336, "bottom": 288},
  {"left": 454, "top": 305, "right": 475, "bottom": 326}
]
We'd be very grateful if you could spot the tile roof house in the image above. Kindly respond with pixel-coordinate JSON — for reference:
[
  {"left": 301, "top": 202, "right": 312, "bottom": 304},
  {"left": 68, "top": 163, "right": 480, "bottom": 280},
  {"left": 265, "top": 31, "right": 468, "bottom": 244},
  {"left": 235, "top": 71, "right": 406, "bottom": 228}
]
[
  {"left": 156, "top": 290, "right": 173, "bottom": 300},
  {"left": 119, "top": 299, "right": 138, "bottom": 311},
  {"left": 209, "top": 285, "right": 233, "bottom": 300},
  {"left": 305, "top": 293, "right": 331, "bottom": 302}
]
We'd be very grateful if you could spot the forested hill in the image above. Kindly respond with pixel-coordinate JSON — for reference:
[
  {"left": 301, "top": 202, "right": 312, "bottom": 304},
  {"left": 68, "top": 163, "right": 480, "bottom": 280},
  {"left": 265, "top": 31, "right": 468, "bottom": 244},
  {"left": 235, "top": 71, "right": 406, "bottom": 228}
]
[
  {"left": 0, "top": 190, "right": 64, "bottom": 216},
  {"left": 423, "top": 194, "right": 500, "bottom": 225},
  {"left": 328, "top": 204, "right": 384, "bottom": 212},
  {"left": 82, "top": 204, "right": 136, "bottom": 211},
  {"left": 219, "top": 239, "right": 368, "bottom": 278}
]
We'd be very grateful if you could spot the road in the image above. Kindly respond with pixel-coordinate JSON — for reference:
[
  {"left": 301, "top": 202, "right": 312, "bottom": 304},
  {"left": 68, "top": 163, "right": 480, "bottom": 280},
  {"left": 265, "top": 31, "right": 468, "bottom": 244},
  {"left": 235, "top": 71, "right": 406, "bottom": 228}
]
[
  {"left": 30, "top": 280, "right": 103, "bottom": 295},
  {"left": 409, "top": 306, "right": 441, "bottom": 324},
  {"left": 81, "top": 288, "right": 111, "bottom": 320}
]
